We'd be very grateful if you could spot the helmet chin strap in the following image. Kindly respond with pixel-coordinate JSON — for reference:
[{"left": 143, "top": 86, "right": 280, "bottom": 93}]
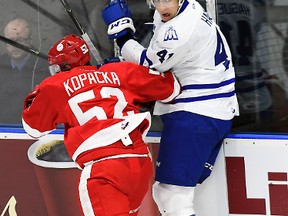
[{"left": 176, "top": 0, "right": 184, "bottom": 16}]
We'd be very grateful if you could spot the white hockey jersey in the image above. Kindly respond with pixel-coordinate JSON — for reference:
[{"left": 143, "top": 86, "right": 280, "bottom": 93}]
[{"left": 121, "top": 0, "right": 239, "bottom": 120}]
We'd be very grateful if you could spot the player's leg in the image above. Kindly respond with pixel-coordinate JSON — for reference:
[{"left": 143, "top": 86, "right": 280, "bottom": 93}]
[
  {"left": 197, "top": 139, "right": 222, "bottom": 184},
  {"left": 128, "top": 157, "right": 153, "bottom": 216},
  {"left": 153, "top": 181, "right": 195, "bottom": 216},
  {"left": 198, "top": 118, "right": 232, "bottom": 184},
  {"left": 78, "top": 155, "right": 152, "bottom": 216},
  {"left": 153, "top": 111, "right": 231, "bottom": 215},
  {"left": 155, "top": 111, "right": 213, "bottom": 186},
  {"left": 78, "top": 159, "right": 131, "bottom": 216},
  {"left": 153, "top": 111, "right": 202, "bottom": 215}
]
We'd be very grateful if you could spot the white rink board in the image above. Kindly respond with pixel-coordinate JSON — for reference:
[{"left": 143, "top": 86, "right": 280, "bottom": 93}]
[
  {"left": 194, "top": 135, "right": 288, "bottom": 216},
  {"left": 222, "top": 137, "right": 288, "bottom": 216},
  {"left": 194, "top": 146, "right": 230, "bottom": 216}
]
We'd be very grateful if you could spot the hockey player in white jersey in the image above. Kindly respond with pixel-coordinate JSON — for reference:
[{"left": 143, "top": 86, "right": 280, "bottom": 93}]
[{"left": 102, "top": 0, "right": 239, "bottom": 215}]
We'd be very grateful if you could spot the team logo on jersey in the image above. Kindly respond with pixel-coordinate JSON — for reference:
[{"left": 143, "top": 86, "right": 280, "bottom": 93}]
[
  {"left": 156, "top": 161, "right": 161, "bottom": 167},
  {"left": 204, "top": 162, "right": 214, "bottom": 171},
  {"left": 164, "top": 26, "right": 178, "bottom": 41},
  {"left": 121, "top": 121, "right": 129, "bottom": 130}
]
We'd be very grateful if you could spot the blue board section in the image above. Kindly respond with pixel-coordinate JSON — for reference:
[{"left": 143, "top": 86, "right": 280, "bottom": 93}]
[
  {"left": 1, "top": 125, "right": 288, "bottom": 140},
  {"left": 227, "top": 132, "right": 288, "bottom": 140}
]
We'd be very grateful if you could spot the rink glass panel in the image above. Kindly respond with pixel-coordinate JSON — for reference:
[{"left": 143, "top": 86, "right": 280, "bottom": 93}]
[{"left": 0, "top": 0, "right": 288, "bottom": 133}]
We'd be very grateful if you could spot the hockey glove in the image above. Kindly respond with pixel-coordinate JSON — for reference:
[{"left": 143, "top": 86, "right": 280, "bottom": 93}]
[
  {"left": 24, "top": 87, "right": 39, "bottom": 108},
  {"left": 102, "top": 0, "right": 136, "bottom": 39},
  {"left": 97, "top": 56, "right": 123, "bottom": 69}
]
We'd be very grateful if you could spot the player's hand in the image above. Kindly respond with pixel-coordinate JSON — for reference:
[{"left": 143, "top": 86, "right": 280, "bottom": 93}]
[
  {"left": 97, "top": 56, "right": 123, "bottom": 69},
  {"left": 24, "top": 87, "right": 39, "bottom": 108},
  {"left": 102, "top": 0, "right": 136, "bottom": 39},
  {"left": 139, "top": 101, "right": 156, "bottom": 112}
]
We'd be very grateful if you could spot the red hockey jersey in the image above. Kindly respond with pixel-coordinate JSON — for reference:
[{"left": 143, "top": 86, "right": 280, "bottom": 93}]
[{"left": 22, "top": 62, "right": 180, "bottom": 166}]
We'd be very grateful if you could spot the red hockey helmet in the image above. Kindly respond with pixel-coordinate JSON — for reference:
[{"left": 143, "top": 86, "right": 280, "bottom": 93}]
[{"left": 48, "top": 34, "right": 90, "bottom": 69}]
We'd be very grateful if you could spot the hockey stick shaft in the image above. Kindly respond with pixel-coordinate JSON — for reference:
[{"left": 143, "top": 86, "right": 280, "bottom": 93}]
[
  {"left": 59, "top": 0, "right": 103, "bottom": 64},
  {"left": 206, "top": 0, "right": 217, "bottom": 22},
  {"left": 0, "top": 35, "right": 48, "bottom": 59},
  {"left": 80, "top": 0, "right": 103, "bottom": 53},
  {"left": 109, "top": 0, "right": 121, "bottom": 57}
]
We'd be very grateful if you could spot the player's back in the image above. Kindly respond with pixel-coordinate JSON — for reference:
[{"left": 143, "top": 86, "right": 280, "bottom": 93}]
[
  {"left": 42, "top": 65, "right": 129, "bottom": 125},
  {"left": 33, "top": 63, "right": 148, "bottom": 164},
  {"left": 28, "top": 62, "right": 179, "bottom": 163},
  {"left": 42, "top": 62, "right": 176, "bottom": 126}
]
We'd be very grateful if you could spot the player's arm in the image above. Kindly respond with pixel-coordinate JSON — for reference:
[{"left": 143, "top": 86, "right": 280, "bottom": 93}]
[
  {"left": 102, "top": 0, "right": 188, "bottom": 72},
  {"left": 22, "top": 85, "right": 57, "bottom": 138},
  {"left": 101, "top": 0, "right": 151, "bottom": 63},
  {"left": 126, "top": 63, "right": 181, "bottom": 102},
  {"left": 121, "top": 37, "right": 187, "bottom": 72}
]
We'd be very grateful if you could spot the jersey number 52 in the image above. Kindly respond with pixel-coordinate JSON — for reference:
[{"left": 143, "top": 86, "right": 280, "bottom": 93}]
[{"left": 68, "top": 87, "right": 129, "bottom": 125}]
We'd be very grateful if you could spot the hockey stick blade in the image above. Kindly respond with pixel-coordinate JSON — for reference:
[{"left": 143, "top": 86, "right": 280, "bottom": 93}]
[
  {"left": 59, "top": 0, "right": 103, "bottom": 64},
  {"left": 0, "top": 35, "right": 48, "bottom": 60}
]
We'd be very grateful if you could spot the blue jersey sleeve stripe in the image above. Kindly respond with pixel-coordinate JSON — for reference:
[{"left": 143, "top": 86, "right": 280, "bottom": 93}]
[
  {"left": 140, "top": 49, "right": 153, "bottom": 66},
  {"left": 140, "top": 50, "right": 146, "bottom": 65},
  {"left": 178, "top": 0, "right": 189, "bottom": 15}
]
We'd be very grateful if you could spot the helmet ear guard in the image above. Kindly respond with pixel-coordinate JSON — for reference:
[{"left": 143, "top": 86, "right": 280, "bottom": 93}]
[{"left": 48, "top": 34, "right": 91, "bottom": 71}]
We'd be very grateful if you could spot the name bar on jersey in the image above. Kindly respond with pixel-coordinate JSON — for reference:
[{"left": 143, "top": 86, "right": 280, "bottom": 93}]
[{"left": 63, "top": 71, "right": 120, "bottom": 96}]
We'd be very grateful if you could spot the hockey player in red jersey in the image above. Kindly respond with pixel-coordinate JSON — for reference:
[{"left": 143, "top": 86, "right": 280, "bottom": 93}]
[{"left": 22, "top": 34, "right": 180, "bottom": 216}]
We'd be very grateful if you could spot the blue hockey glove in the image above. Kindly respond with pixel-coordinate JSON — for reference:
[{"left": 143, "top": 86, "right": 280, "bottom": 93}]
[
  {"left": 97, "top": 56, "right": 123, "bottom": 69},
  {"left": 102, "top": 0, "right": 136, "bottom": 39}
]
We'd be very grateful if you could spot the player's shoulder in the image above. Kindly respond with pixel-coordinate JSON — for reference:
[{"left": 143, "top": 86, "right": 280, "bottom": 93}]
[
  {"left": 40, "top": 67, "right": 76, "bottom": 86},
  {"left": 100, "top": 61, "right": 145, "bottom": 71},
  {"left": 38, "top": 73, "right": 60, "bottom": 88}
]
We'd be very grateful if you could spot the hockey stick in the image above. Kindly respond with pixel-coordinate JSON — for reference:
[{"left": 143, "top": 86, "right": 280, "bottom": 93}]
[
  {"left": 0, "top": 35, "right": 48, "bottom": 60},
  {"left": 206, "top": 0, "right": 217, "bottom": 22},
  {"left": 59, "top": 0, "right": 103, "bottom": 64},
  {"left": 80, "top": 0, "right": 103, "bottom": 54}
]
